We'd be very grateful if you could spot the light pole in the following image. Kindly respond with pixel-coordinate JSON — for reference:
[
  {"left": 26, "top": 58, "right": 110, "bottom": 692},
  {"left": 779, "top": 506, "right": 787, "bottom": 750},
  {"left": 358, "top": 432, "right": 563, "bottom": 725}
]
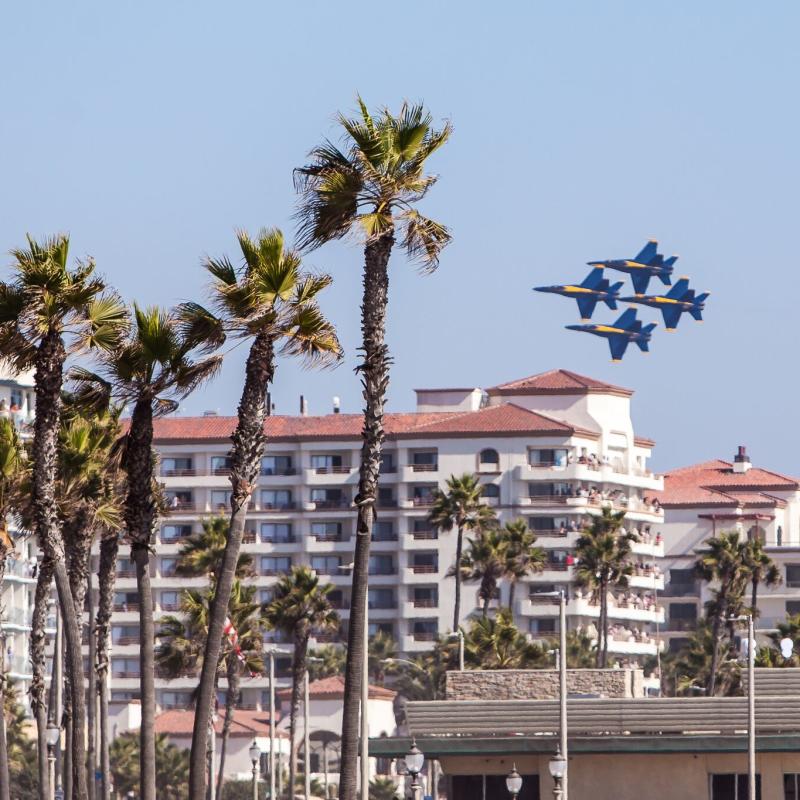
[
  {"left": 304, "top": 658, "right": 325, "bottom": 800},
  {"left": 731, "top": 613, "right": 756, "bottom": 800},
  {"left": 549, "top": 749, "right": 567, "bottom": 800},
  {"left": 506, "top": 765, "right": 523, "bottom": 800},
  {"left": 46, "top": 723, "right": 59, "bottom": 800},
  {"left": 265, "top": 647, "right": 291, "bottom": 800},
  {"left": 404, "top": 740, "right": 424, "bottom": 800},
  {"left": 249, "top": 740, "right": 262, "bottom": 800}
]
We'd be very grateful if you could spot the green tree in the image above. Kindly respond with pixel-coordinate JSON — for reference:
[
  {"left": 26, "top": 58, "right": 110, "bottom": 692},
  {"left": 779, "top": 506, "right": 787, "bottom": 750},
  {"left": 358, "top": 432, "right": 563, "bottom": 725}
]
[
  {"left": 742, "top": 536, "right": 781, "bottom": 617},
  {"left": 369, "top": 777, "right": 399, "bottom": 800},
  {"left": 263, "top": 567, "right": 339, "bottom": 798},
  {"left": 179, "top": 229, "right": 342, "bottom": 798},
  {"left": 464, "top": 608, "right": 550, "bottom": 669},
  {"left": 295, "top": 97, "right": 451, "bottom": 800},
  {"left": 307, "top": 645, "right": 346, "bottom": 681},
  {"left": 73, "top": 304, "right": 221, "bottom": 800},
  {"left": 574, "top": 508, "right": 633, "bottom": 667},
  {"left": 564, "top": 629, "right": 598, "bottom": 668},
  {"left": 110, "top": 732, "right": 189, "bottom": 800},
  {"left": 456, "top": 528, "right": 508, "bottom": 617},
  {"left": 4, "top": 682, "right": 37, "bottom": 800},
  {"left": 368, "top": 632, "right": 398, "bottom": 684},
  {"left": 695, "top": 530, "right": 750, "bottom": 695},
  {"left": 0, "top": 233, "right": 126, "bottom": 800},
  {"left": 502, "top": 519, "right": 546, "bottom": 609},
  {"left": 429, "top": 474, "right": 496, "bottom": 628},
  {"left": 176, "top": 515, "right": 254, "bottom": 580}
]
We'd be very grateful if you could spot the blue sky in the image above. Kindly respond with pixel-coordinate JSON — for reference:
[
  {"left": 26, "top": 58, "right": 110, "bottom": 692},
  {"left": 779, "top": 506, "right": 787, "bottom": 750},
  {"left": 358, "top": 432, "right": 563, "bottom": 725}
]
[{"left": 1, "top": 2, "right": 797, "bottom": 473}]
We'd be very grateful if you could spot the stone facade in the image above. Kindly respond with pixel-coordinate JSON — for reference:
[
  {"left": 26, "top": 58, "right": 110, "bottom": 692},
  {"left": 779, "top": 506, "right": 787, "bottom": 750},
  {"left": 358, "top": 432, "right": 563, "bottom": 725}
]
[{"left": 444, "top": 668, "right": 645, "bottom": 700}]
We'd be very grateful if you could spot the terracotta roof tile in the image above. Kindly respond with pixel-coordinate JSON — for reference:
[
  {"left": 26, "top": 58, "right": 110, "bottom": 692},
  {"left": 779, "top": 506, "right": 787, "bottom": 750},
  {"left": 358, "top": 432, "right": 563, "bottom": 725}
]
[
  {"left": 154, "top": 709, "right": 284, "bottom": 737},
  {"left": 276, "top": 675, "right": 395, "bottom": 701},
  {"left": 487, "top": 369, "right": 632, "bottom": 396}
]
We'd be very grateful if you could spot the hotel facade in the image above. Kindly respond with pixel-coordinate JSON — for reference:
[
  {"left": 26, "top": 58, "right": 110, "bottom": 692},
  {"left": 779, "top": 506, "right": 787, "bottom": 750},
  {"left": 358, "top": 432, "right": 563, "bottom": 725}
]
[{"left": 103, "top": 369, "right": 666, "bottom": 711}]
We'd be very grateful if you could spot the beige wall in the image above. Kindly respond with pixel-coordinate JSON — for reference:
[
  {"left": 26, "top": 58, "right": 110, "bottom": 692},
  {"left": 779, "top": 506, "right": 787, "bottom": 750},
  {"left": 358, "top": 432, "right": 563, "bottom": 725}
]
[{"left": 441, "top": 751, "right": 800, "bottom": 800}]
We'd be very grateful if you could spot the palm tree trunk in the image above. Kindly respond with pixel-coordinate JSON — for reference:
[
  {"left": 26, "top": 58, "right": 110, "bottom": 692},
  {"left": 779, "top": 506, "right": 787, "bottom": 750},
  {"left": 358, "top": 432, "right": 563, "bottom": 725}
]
[
  {"left": 189, "top": 331, "right": 275, "bottom": 800},
  {"left": 481, "top": 578, "right": 491, "bottom": 618},
  {"left": 751, "top": 577, "right": 759, "bottom": 618},
  {"left": 599, "top": 580, "right": 608, "bottom": 668},
  {"left": 87, "top": 571, "right": 97, "bottom": 800},
  {"left": 63, "top": 705, "right": 72, "bottom": 800},
  {"left": 124, "top": 398, "right": 158, "bottom": 800},
  {"left": 339, "top": 230, "right": 394, "bottom": 800},
  {"left": 95, "top": 530, "right": 118, "bottom": 800},
  {"left": 215, "top": 658, "right": 240, "bottom": 800},
  {"left": 453, "top": 525, "right": 464, "bottom": 630},
  {"left": 508, "top": 580, "right": 516, "bottom": 613},
  {"left": 31, "top": 557, "right": 54, "bottom": 800},
  {"left": 708, "top": 589, "right": 727, "bottom": 696},
  {"left": 290, "top": 631, "right": 310, "bottom": 800}
]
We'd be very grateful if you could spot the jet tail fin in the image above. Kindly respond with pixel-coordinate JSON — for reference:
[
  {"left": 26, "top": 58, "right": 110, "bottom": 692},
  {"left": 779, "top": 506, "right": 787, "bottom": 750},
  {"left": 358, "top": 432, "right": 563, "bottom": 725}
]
[
  {"left": 614, "top": 308, "right": 638, "bottom": 329},
  {"left": 659, "top": 256, "right": 678, "bottom": 285},
  {"left": 636, "top": 323, "right": 658, "bottom": 352},
  {"left": 634, "top": 240, "right": 658, "bottom": 264},
  {"left": 667, "top": 278, "right": 690, "bottom": 299},
  {"left": 690, "top": 293, "right": 709, "bottom": 320},
  {"left": 580, "top": 268, "right": 605, "bottom": 289},
  {"left": 604, "top": 281, "right": 624, "bottom": 310}
]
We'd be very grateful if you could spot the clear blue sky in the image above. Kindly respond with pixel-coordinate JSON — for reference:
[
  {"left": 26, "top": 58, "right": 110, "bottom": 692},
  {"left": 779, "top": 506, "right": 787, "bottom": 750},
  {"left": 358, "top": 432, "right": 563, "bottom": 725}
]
[{"left": 1, "top": 2, "right": 797, "bottom": 473}]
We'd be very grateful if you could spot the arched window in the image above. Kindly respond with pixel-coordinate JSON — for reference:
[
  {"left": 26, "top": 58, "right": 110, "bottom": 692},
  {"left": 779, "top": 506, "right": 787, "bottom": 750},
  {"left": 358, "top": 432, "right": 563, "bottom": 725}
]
[
  {"left": 482, "top": 483, "right": 500, "bottom": 498},
  {"left": 479, "top": 448, "right": 499, "bottom": 466}
]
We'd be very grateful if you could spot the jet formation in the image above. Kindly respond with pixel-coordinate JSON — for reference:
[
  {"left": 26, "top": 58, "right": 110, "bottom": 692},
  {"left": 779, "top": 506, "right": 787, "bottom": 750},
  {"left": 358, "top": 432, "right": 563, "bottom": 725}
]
[{"left": 534, "top": 240, "right": 709, "bottom": 361}]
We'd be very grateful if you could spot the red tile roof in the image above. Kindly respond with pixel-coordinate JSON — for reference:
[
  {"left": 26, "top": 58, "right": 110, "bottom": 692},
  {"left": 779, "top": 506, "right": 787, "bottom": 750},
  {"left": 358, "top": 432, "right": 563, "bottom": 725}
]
[
  {"left": 657, "top": 459, "right": 800, "bottom": 508},
  {"left": 276, "top": 675, "right": 395, "bottom": 701},
  {"left": 154, "top": 709, "right": 285, "bottom": 737},
  {"left": 487, "top": 369, "right": 632, "bottom": 397}
]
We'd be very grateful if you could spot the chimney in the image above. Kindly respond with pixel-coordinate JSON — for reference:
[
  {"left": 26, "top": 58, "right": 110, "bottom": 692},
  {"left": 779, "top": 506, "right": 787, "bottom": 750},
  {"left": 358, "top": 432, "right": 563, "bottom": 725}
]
[
  {"left": 265, "top": 391, "right": 272, "bottom": 417},
  {"left": 300, "top": 395, "right": 308, "bottom": 417},
  {"left": 733, "top": 445, "right": 751, "bottom": 474},
  {"left": 333, "top": 396, "right": 341, "bottom": 414}
]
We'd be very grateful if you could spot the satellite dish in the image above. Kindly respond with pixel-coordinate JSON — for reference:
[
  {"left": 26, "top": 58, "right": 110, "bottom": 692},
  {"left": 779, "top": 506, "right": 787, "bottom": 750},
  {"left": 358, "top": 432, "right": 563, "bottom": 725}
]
[{"left": 781, "top": 637, "right": 794, "bottom": 659}]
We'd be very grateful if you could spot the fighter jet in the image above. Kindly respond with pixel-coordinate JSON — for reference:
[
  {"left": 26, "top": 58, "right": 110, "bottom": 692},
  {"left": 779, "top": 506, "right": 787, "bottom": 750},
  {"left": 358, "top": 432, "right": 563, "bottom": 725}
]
[
  {"left": 534, "top": 268, "right": 625, "bottom": 320},
  {"left": 588, "top": 240, "right": 677, "bottom": 295},
  {"left": 566, "top": 308, "right": 657, "bottom": 362},
  {"left": 620, "top": 278, "right": 709, "bottom": 331}
]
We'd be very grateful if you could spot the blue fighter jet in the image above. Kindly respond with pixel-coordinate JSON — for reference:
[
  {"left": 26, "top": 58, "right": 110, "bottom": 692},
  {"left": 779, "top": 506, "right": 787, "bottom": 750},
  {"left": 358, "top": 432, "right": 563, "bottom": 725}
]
[
  {"left": 620, "top": 278, "right": 709, "bottom": 331},
  {"left": 566, "top": 308, "right": 657, "bottom": 362},
  {"left": 534, "top": 268, "right": 625, "bottom": 320},
  {"left": 588, "top": 240, "right": 677, "bottom": 294}
]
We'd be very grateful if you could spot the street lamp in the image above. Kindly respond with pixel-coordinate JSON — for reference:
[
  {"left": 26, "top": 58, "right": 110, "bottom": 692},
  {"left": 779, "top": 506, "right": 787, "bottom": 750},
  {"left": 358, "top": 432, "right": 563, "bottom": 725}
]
[
  {"left": 730, "top": 613, "right": 756, "bottom": 800},
  {"left": 46, "top": 723, "right": 59, "bottom": 800},
  {"left": 506, "top": 764, "right": 523, "bottom": 800},
  {"left": 249, "top": 740, "right": 261, "bottom": 800},
  {"left": 446, "top": 630, "right": 465, "bottom": 671},
  {"left": 405, "top": 740, "right": 424, "bottom": 800},
  {"left": 549, "top": 750, "right": 567, "bottom": 800},
  {"left": 305, "top": 657, "right": 324, "bottom": 800}
]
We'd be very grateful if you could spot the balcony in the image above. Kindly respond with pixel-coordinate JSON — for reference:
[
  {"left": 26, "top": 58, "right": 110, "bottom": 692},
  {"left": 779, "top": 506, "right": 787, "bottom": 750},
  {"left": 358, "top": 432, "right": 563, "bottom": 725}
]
[
  {"left": 411, "top": 496, "right": 436, "bottom": 508},
  {"left": 260, "top": 467, "right": 296, "bottom": 477},
  {"left": 630, "top": 539, "right": 664, "bottom": 558},
  {"left": 665, "top": 618, "right": 697, "bottom": 632},
  {"left": 410, "top": 563, "right": 438, "bottom": 574},
  {"left": 165, "top": 502, "right": 197, "bottom": 514},
  {"left": 113, "top": 602, "right": 139, "bottom": 612},
  {"left": 116, "top": 569, "right": 136, "bottom": 579},
  {"left": 515, "top": 462, "right": 663, "bottom": 491},
  {"left": 411, "top": 529, "right": 437, "bottom": 540},
  {"left": 161, "top": 468, "right": 196, "bottom": 477},
  {"left": 310, "top": 499, "right": 351, "bottom": 511},
  {"left": 606, "top": 636, "right": 663, "bottom": 656},
  {"left": 662, "top": 582, "right": 700, "bottom": 598},
  {"left": 411, "top": 630, "right": 438, "bottom": 642},
  {"left": 242, "top": 531, "right": 257, "bottom": 544},
  {"left": 259, "top": 501, "right": 297, "bottom": 512},
  {"left": 568, "top": 597, "right": 665, "bottom": 624},
  {"left": 114, "top": 636, "right": 141, "bottom": 646}
]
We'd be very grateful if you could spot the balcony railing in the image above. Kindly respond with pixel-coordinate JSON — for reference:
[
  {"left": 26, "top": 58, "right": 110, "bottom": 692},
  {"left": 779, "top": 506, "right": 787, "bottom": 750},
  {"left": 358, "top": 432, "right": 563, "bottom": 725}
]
[
  {"left": 528, "top": 495, "right": 570, "bottom": 505},
  {"left": 113, "top": 602, "right": 139, "bottom": 612},
  {"left": 312, "top": 532, "right": 346, "bottom": 542},
  {"left": 372, "top": 532, "right": 398, "bottom": 542},
  {"left": 412, "top": 529, "right": 438, "bottom": 540},
  {"left": 411, "top": 564, "right": 438, "bottom": 574},
  {"left": 261, "top": 535, "right": 296, "bottom": 544},
  {"left": 165, "top": 501, "right": 196, "bottom": 512},
  {"left": 662, "top": 583, "right": 700, "bottom": 597},
  {"left": 161, "top": 468, "right": 196, "bottom": 477},
  {"left": 412, "top": 598, "right": 438, "bottom": 608},
  {"left": 211, "top": 466, "right": 232, "bottom": 476},
  {"left": 412, "top": 631, "right": 438, "bottom": 642},
  {"left": 412, "top": 497, "right": 435, "bottom": 507},
  {"left": 314, "top": 465, "right": 352, "bottom": 475},
  {"left": 411, "top": 464, "right": 438, "bottom": 472},
  {"left": 369, "top": 567, "right": 397, "bottom": 576},
  {"left": 260, "top": 501, "right": 296, "bottom": 511},
  {"left": 116, "top": 569, "right": 136, "bottom": 578},
  {"left": 114, "top": 636, "right": 140, "bottom": 646},
  {"left": 160, "top": 603, "right": 180, "bottom": 612},
  {"left": 376, "top": 499, "right": 398, "bottom": 508},
  {"left": 112, "top": 671, "right": 141, "bottom": 679},
  {"left": 312, "top": 499, "right": 350, "bottom": 510},
  {"left": 260, "top": 467, "right": 296, "bottom": 476},
  {"left": 242, "top": 531, "right": 257, "bottom": 544},
  {"left": 666, "top": 618, "right": 697, "bottom": 632}
]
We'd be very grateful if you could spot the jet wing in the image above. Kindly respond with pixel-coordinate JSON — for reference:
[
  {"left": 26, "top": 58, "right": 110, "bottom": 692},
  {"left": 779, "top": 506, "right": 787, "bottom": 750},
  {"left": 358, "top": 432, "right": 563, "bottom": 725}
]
[
  {"left": 630, "top": 272, "right": 653, "bottom": 295},
  {"left": 608, "top": 335, "right": 631, "bottom": 362},
  {"left": 576, "top": 296, "right": 599, "bottom": 320},
  {"left": 661, "top": 307, "right": 683, "bottom": 330}
]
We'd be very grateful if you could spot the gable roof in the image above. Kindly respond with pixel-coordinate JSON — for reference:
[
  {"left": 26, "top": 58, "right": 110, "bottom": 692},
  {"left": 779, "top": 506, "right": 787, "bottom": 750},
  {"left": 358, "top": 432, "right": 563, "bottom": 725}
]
[
  {"left": 487, "top": 369, "right": 632, "bottom": 397},
  {"left": 276, "top": 675, "right": 395, "bottom": 701},
  {"left": 154, "top": 709, "right": 284, "bottom": 737}
]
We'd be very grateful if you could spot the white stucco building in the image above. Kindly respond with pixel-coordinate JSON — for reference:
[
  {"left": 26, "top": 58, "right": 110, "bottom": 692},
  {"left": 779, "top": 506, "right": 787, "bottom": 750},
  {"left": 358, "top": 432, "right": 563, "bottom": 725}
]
[
  {"left": 100, "top": 369, "right": 665, "bottom": 714},
  {"left": 656, "top": 447, "right": 800, "bottom": 650}
]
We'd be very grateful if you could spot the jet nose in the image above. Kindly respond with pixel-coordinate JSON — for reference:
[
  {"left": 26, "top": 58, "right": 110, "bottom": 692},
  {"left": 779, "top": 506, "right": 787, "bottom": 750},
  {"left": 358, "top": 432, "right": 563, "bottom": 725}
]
[{"left": 565, "top": 324, "right": 584, "bottom": 331}]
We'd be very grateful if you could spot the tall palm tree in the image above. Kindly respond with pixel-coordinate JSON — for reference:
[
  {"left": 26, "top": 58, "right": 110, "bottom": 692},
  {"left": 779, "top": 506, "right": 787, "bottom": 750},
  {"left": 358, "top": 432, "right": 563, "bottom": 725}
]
[
  {"left": 72, "top": 304, "right": 222, "bottom": 800},
  {"left": 565, "top": 629, "right": 597, "bottom": 669},
  {"left": 428, "top": 474, "right": 495, "bottom": 628},
  {"left": 694, "top": 530, "right": 750, "bottom": 695},
  {"left": 262, "top": 566, "right": 339, "bottom": 799},
  {"left": 295, "top": 97, "right": 451, "bottom": 800},
  {"left": 502, "top": 519, "right": 546, "bottom": 610},
  {"left": 456, "top": 528, "right": 508, "bottom": 617},
  {"left": 0, "top": 418, "right": 26, "bottom": 800},
  {"left": 464, "top": 608, "right": 549, "bottom": 669},
  {"left": 307, "top": 645, "right": 347, "bottom": 681},
  {"left": 742, "top": 535, "right": 781, "bottom": 618},
  {"left": 574, "top": 508, "right": 633, "bottom": 667},
  {"left": 179, "top": 228, "right": 341, "bottom": 797},
  {"left": 0, "top": 233, "right": 126, "bottom": 800}
]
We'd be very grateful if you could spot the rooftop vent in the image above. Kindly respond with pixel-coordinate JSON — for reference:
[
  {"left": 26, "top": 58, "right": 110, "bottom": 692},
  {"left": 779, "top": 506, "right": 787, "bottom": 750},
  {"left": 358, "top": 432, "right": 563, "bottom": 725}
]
[
  {"left": 202, "top": 410, "right": 218, "bottom": 417},
  {"left": 333, "top": 396, "right": 341, "bottom": 414},
  {"left": 733, "top": 445, "right": 751, "bottom": 474},
  {"left": 300, "top": 395, "right": 308, "bottom": 417}
]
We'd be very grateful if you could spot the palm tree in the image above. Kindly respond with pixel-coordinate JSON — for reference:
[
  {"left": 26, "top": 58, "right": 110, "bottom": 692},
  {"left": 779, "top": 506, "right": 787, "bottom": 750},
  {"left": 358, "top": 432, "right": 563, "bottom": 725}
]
[
  {"left": 464, "top": 608, "right": 550, "bottom": 669},
  {"left": 367, "top": 632, "right": 398, "bottom": 684},
  {"left": 574, "top": 508, "right": 633, "bottom": 667},
  {"left": 565, "top": 629, "right": 597, "bottom": 669},
  {"left": 742, "top": 535, "right": 781, "bottom": 617},
  {"left": 72, "top": 304, "right": 221, "bottom": 800},
  {"left": 456, "top": 528, "right": 508, "bottom": 617},
  {"left": 694, "top": 530, "right": 750, "bottom": 695},
  {"left": 4, "top": 682, "right": 38, "bottom": 800},
  {"left": 179, "top": 228, "right": 341, "bottom": 797},
  {"left": 110, "top": 732, "right": 189, "bottom": 800},
  {"left": 0, "top": 233, "right": 126, "bottom": 800},
  {"left": 295, "top": 97, "right": 451, "bottom": 800},
  {"left": 262, "top": 566, "right": 339, "bottom": 799},
  {"left": 429, "top": 474, "right": 496, "bottom": 628},
  {"left": 0, "top": 418, "right": 26, "bottom": 800},
  {"left": 177, "top": 516, "right": 255, "bottom": 580},
  {"left": 307, "top": 645, "right": 346, "bottom": 680},
  {"left": 502, "top": 520, "right": 546, "bottom": 610}
]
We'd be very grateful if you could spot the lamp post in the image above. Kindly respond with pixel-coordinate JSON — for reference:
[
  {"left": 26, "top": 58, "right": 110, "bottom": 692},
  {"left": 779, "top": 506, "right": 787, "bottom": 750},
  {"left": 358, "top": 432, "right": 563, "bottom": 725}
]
[
  {"left": 506, "top": 765, "right": 523, "bottom": 800},
  {"left": 304, "top": 658, "right": 325, "bottom": 800},
  {"left": 549, "top": 750, "right": 567, "bottom": 800},
  {"left": 249, "top": 740, "right": 261, "bottom": 800},
  {"left": 404, "top": 740, "right": 424, "bottom": 800},
  {"left": 730, "top": 613, "right": 756, "bottom": 800},
  {"left": 46, "top": 723, "right": 60, "bottom": 800},
  {"left": 264, "top": 647, "right": 291, "bottom": 800}
]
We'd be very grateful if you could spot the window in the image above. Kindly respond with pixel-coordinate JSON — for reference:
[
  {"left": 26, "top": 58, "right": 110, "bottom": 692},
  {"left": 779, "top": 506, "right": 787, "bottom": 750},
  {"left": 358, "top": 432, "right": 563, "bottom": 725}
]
[
  {"left": 479, "top": 448, "right": 499, "bottom": 467},
  {"left": 261, "top": 455, "right": 293, "bottom": 475},
  {"left": 113, "top": 592, "right": 138, "bottom": 610},
  {"left": 785, "top": 774, "right": 800, "bottom": 800},
  {"left": 412, "top": 620, "right": 438, "bottom": 639},
  {"left": 369, "top": 555, "right": 394, "bottom": 575},
  {"left": 9, "top": 389, "right": 22, "bottom": 409},
  {"left": 210, "top": 456, "right": 232, "bottom": 474},
  {"left": 261, "top": 523, "right": 293, "bottom": 543},
  {"left": 529, "top": 482, "right": 572, "bottom": 497},
  {"left": 111, "top": 691, "right": 139, "bottom": 702},
  {"left": 379, "top": 452, "right": 395, "bottom": 473},
  {"left": 529, "top": 618, "right": 557, "bottom": 635},
  {"left": 787, "top": 565, "right": 800, "bottom": 588},
  {"left": 210, "top": 490, "right": 231, "bottom": 509},
  {"left": 161, "top": 457, "right": 193, "bottom": 476},
  {"left": 669, "top": 603, "right": 697, "bottom": 631},
  {"left": 412, "top": 485, "right": 436, "bottom": 506},
  {"left": 787, "top": 602, "right": 800, "bottom": 617},
  {"left": 116, "top": 558, "right": 134, "bottom": 575},
  {"left": 368, "top": 588, "right": 396, "bottom": 609},
  {"left": 310, "top": 555, "right": 342, "bottom": 574},
  {"left": 669, "top": 568, "right": 697, "bottom": 596},
  {"left": 482, "top": 483, "right": 500, "bottom": 499},
  {"left": 311, "top": 454, "right": 343, "bottom": 471},
  {"left": 311, "top": 488, "right": 347, "bottom": 508},
  {"left": 112, "top": 625, "right": 140, "bottom": 644},
  {"left": 161, "top": 558, "right": 178, "bottom": 577},
  {"left": 529, "top": 448, "right": 569, "bottom": 467},
  {"left": 368, "top": 622, "right": 394, "bottom": 638},
  {"left": 165, "top": 490, "right": 192, "bottom": 509},
  {"left": 311, "top": 522, "right": 343, "bottom": 541},
  {"left": 377, "top": 486, "right": 395, "bottom": 507},
  {"left": 412, "top": 587, "right": 438, "bottom": 607},
  {"left": 411, "top": 553, "right": 438, "bottom": 573},
  {"left": 261, "top": 490, "right": 293, "bottom": 509},
  {"left": 372, "top": 521, "right": 396, "bottom": 542},
  {"left": 161, "top": 591, "right": 179, "bottom": 611},
  {"left": 161, "top": 691, "right": 193, "bottom": 709},
  {"left": 261, "top": 556, "right": 291, "bottom": 575},
  {"left": 161, "top": 524, "right": 192, "bottom": 543},
  {"left": 112, "top": 658, "right": 140, "bottom": 678},
  {"left": 710, "top": 774, "right": 761, "bottom": 800}
]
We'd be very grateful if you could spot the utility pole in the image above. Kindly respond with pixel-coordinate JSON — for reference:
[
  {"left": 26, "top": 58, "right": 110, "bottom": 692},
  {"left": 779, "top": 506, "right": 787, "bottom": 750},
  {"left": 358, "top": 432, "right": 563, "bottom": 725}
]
[{"left": 559, "top": 589, "right": 568, "bottom": 800}]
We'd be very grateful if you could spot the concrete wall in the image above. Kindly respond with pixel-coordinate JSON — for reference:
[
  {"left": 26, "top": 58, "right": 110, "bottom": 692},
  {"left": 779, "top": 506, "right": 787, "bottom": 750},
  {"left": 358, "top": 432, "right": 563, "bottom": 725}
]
[
  {"left": 441, "top": 751, "right": 800, "bottom": 800},
  {"left": 444, "top": 668, "right": 644, "bottom": 700}
]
